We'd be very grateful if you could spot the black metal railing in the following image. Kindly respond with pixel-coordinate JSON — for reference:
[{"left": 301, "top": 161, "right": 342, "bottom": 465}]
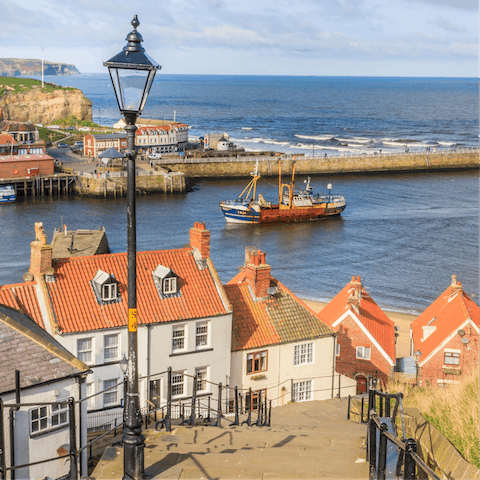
[{"left": 365, "top": 387, "right": 440, "bottom": 480}]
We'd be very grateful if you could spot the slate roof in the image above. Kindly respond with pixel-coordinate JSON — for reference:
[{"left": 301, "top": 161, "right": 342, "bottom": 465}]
[
  {"left": 92, "top": 133, "right": 127, "bottom": 141},
  {"left": 411, "top": 283, "right": 479, "bottom": 363},
  {"left": 98, "top": 147, "right": 124, "bottom": 158},
  {"left": 225, "top": 277, "right": 334, "bottom": 351},
  {"left": 46, "top": 248, "right": 229, "bottom": 333},
  {"left": 0, "top": 304, "right": 88, "bottom": 395},
  {"left": 0, "top": 121, "right": 36, "bottom": 132},
  {"left": 320, "top": 278, "right": 396, "bottom": 361}
]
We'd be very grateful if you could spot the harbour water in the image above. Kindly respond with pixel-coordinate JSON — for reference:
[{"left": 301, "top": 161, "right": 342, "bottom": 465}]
[{"left": 2, "top": 75, "right": 478, "bottom": 313}]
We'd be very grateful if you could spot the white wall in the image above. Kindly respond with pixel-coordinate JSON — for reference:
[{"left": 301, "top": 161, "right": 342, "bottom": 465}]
[
  {"left": 231, "top": 336, "right": 355, "bottom": 408},
  {"left": 1, "top": 377, "right": 87, "bottom": 480}
]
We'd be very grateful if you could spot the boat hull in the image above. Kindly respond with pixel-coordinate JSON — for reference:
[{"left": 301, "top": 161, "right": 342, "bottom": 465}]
[
  {"left": 220, "top": 203, "right": 346, "bottom": 224},
  {"left": 0, "top": 186, "right": 16, "bottom": 203}
]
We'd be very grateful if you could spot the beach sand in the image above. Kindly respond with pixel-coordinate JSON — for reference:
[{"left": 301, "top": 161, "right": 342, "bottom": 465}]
[{"left": 301, "top": 298, "right": 417, "bottom": 358}]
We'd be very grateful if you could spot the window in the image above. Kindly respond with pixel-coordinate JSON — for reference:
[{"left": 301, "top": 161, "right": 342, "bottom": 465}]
[
  {"left": 196, "top": 322, "right": 209, "bottom": 348},
  {"left": 247, "top": 350, "right": 268, "bottom": 374},
  {"left": 30, "top": 403, "right": 69, "bottom": 435},
  {"left": 293, "top": 380, "right": 312, "bottom": 402},
  {"left": 78, "top": 338, "right": 93, "bottom": 363},
  {"left": 102, "top": 283, "right": 117, "bottom": 301},
  {"left": 172, "top": 372, "right": 184, "bottom": 396},
  {"left": 86, "top": 383, "right": 95, "bottom": 410},
  {"left": 172, "top": 325, "right": 185, "bottom": 351},
  {"left": 92, "top": 270, "right": 119, "bottom": 304},
  {"left": 103, "top": 379, "right": 119, "bottom": 406},
  {"left": 195, "top": 366, "right": 208, "bottom": 392},
  {"left": 294, "top": 343, "right": 313, "bottom": 366},
  {"left": 164, "top": 277, "right": 177, "bottom": 294},
  {"left": 245, "top": 389, "right": 266, "bottom": 411},
  {"left": 336, "top": 343, "right": 341, "bottom": 357},
  {"left": 356, "top": 346, "right": 371, "bottom": 360},
  {"left": 104, "top": 334, "right": 119, "bottom": 360},
  {"left": 444, "top": 352, "right": 460, "bottom": 365},
  {"left": 51, "top": 402, "right": 69, "bottom": 427}
]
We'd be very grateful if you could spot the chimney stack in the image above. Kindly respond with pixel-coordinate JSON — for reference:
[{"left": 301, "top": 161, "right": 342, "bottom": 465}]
[
  {"left": 450, "top": 274, "right": 463, "bottom": 294},
  {"left": 347, "top": 275, "right": 362, "bottom": 311},
  {"left": 29, "top": 222, "right": 53, "bottom": 276},
  {"left": 189, "top": 222, "right": 210, "bottom": 259},
  {"left": 244, "top": 249, "right": 271, "bottom": 299}
]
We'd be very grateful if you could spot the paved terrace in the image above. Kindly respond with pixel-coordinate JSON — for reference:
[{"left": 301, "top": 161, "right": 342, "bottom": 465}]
[{"left": 91, "top": 397, "right": 368, "bottom": 479}]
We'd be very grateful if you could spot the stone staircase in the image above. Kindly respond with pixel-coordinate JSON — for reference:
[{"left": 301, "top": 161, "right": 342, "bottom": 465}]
[{"left": 90, "top": 397, "right": 369, "bottom": 479}]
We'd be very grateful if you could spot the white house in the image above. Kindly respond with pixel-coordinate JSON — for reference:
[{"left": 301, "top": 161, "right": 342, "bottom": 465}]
[
  {"left": 135, "top": 123, "right": 189, "bottom": 154},
  {"left": 225, "top": 249, "right": 356, "bottom": 408},
  {"left": 0, "top": 304, "right": 89, "bottom": 479},
  {"left": 0, "top": 222, "right": 232, "bottom": 428}
]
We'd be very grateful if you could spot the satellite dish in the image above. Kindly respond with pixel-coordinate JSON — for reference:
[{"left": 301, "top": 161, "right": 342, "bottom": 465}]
[
  {"left": 461, "top": 337, "right": 469, "bottom": 344},
  {"left": 457, "top": 329, "right": 466, "bottom": 337},
  {"left": 23, "top": 272, "right": 34, "bottom": 282},
  {"left": 267, "top": 286, "right": 278, "bottom": 296}
]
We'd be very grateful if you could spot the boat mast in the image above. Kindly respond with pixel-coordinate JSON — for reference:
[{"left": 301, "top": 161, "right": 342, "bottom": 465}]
[
  {"left": 289, "top": 162, "right": 296, "bottom": 208},
  {"left": 41, "top": 47, "right": 44, "bottom": 88},
  {"left": 278, "top": 160, "right": 282, "bottom": 205}
]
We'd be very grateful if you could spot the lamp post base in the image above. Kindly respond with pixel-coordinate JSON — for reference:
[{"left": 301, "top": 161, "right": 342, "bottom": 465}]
[{"left": 123, "top": 433, "right": 145, "bottom": 480}]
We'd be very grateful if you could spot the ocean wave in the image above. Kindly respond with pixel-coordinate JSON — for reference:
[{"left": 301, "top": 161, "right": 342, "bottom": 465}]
[
  {"left": 241, "top": 127, "right": 253, "bottom": 130},
  {"left": 295, "top": 134, "right": 337, "bottom": 141},
  {"left": 437, "top": 141, "right": 457, "bottom": 146}
]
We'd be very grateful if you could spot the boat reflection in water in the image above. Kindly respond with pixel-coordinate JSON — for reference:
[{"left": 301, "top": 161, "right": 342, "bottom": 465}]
[{"left": 219, "top": 161, "right": 346, "bottom": 224}]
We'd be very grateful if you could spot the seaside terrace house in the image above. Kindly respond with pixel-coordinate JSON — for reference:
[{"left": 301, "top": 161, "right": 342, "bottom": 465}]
[
  {"left": 0, "top": 221, "right": 232, "bottom": 430},
  {"left": 319, "top": 276, "right": 396, "bottom": 393},
  {"left": 0, "top": 303, "right": 89, "bottom": 479},
  {"left": 135, "top": 123, "right": 189, "bottom": 155},
  {"left": 411, "top": 275, "right": 479, "bottom": 387},
  {"left": 225, "top": 248, "right": 356, "bottom": 409},
  {"left": 83, "top": 132, "right": 127, "bottom": 158}
]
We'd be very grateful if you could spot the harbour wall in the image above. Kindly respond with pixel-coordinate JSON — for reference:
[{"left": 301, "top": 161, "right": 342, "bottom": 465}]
[{"left": 159, "top": 150, "right": 479, "bottom": 178}]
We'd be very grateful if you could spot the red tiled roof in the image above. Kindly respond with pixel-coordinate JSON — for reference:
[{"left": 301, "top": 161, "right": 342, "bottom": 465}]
[
  {"left": 411, "top": 284, "right": 479, "bottom": 362},
  {"left": 0, "top": 282, "right": 45, "bottom": 329},
  {"left": 225, "top": 276, "right": 334, "bottom": 351},
  {"left": 0, "top": 134, "right": 16, "bottom": 145},
  {"left": 320, "top": 278, "right": 396, "bottom": 361},
  {"left": 0, "top": 154, "right": 53, "bottom": 162},
  {"left": 47, "top": 248, "right": 229, "bottom": 333}
]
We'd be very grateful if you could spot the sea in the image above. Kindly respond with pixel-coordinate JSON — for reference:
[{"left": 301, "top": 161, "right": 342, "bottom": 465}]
[{"left": 1, "top": 74, "right": 478, "bottom": 314}]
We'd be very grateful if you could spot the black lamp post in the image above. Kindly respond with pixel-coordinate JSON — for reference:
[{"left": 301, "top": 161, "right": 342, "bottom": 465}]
[
  {"left": 414, "top": 349, "right": 422, "bottom": 386},
  {"left": 104, "top": 15, "right": 160, "bottom": 480}
]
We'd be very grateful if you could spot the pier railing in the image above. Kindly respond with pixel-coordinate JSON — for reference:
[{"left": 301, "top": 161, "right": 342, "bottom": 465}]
[{"left": 365, "top": 387, "right": 440, "bottom": 480}]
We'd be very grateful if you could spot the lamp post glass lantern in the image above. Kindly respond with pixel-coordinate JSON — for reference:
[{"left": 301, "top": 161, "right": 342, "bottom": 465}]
[{"left": 104, "top": 15, "right": 160, "bottom": 480}]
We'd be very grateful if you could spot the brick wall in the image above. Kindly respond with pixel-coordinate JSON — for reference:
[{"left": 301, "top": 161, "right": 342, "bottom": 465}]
[
  {"left": 0, "top": 156, "right": 54, "bottom": 178},
  {"left": 335, "top": 314, "right": 393, "bottom": 384},
  {"left": 419, "top": 325, "right": 479, "bottom": 385},
  {"left": 29, "top": 223, "right": 53, "bottom": 275},
  {"left": 189, "top": 222, "right": 210, "bottom": 259},
  {"left": 244, "top": 250, "right": 271, "bottom": 299}
]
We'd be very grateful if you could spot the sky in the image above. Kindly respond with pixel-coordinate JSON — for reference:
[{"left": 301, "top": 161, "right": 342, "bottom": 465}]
[{"left": 0, "top": 0, "right": 477, "bottom": 77}]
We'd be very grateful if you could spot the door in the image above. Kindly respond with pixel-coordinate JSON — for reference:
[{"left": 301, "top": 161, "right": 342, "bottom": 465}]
[
  {"left": 149, "top": 379, "right": 161, "bottom": 410},
  {"left": 356, "top": 376, "right": 367, "bottom": 395}
]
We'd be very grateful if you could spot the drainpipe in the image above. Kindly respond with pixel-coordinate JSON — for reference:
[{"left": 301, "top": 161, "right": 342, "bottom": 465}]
[
  {"left": 146, "top": 325, "right": 151, "bottom": 408},
  {"left": 331, "top": 335, "right": 336, "bottom": 399}
]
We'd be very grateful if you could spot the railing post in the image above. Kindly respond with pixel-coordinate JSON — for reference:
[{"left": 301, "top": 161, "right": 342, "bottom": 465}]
[
  {"left": 347, "top": 395, "right": 351, "bottom": 420},
  {"left": 404, "top": 438, "right": 417, "bottom": 479},
  {"left": 216, "top": 382, "right": 222, "bottom": 427},
  {"left": 0, "top": 398, "right": 5, "bottom": 480},
  {"left": 189, "top": 374, "right": 197, "bottom": 426},
  {"left": 290, "top": 379, "right": 294, "bottom": 403},
  {"left": 378, "top": 422, "right": 388, "bottom": 480},
  {"left": 263, "top": 394, "right": 268, "bottom": 426},
  {"left": 166, "top": 367, "right": 172, "bottom": 432},
  {"left": 239, "top": 393, "right": 243, "bottom": 414},
  {"left": 337, "top": 373, "right": 341, "bottom": 397},
  {"left": 256, "top": 390, "right": 262, "bottom": 426},
  {"left": 367, "top": 412, "right": 377, "bottom": 472},
  {"left": 367, "top": 387, "right": 374, "bottom": 423},
  {"left": 379, "top": 396, "right": 384, "bottom": 418},
  {"left": 207, "top": 395, "right": 211, "bottom": 422},
  {"left": 361, "top": 396, "right": 365, "bottom": 423},
  {"left": 242, "top": 388, "right": 252, "bottom": 426},
  {"left": 68, "top": 397, "right": 79, "bottom": 480},
  {"left": 267, "top": 400, "right": 272, "bottom": 427},
  {"left": 385, "top": 396, "right": 391, "bottom": 418},
  {"left": 232, "top": 386, "right": 239, "bottom": 426}
]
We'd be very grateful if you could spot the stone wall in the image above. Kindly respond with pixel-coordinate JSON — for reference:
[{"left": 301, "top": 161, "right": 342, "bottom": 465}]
[{"left": 160, "top": 151, "right": 479, "bottom": 178}]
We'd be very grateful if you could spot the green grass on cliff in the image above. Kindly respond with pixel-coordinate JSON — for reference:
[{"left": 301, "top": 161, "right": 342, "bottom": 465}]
[
  {"left": 389, "top": 371, "right": 479, "bottom": 468},
  {"left": 0, "top": 76, "right": 76, "bottom": 96}
]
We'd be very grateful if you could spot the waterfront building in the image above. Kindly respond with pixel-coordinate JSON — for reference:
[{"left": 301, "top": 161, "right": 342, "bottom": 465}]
[
  {"left": 225, "top": 249, "right": 356, "bottom": 408},
  {"left": 0, "top": 153, "right": 54, "bottom": 178},
  {"left": 135, "top": 123, "right": 188, "bottom": 154},
  {"left": 83, "top": 132, "right": 127, "bottom": 158},
  {"left": 0, "top": 304, "right": 89, "bottom": 478},
  {"left": 204, "top": 132, "right": 229, "bottom": 150},
  {"left": 319, "top": 276, "right": 396, "bottom": 392},
  {"left": 0, "top": 222, "right": 232, "bottom": 429},
  {"left": 0, "top": 122, "right": 46, "bottom": 156},
  {"left": 411, "top": 275, "right": 479, "bottom": 386},
  {"left": 113, "top": 118, "right": 176, "bottom": 130}
]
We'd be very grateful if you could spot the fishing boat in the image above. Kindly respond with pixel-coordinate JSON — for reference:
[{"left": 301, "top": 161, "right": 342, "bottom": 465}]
[
  {"left": 0, "top": 185, "right": 16, "bottom": 203},
  {"left": 219, "top": 161, "right": 346, "bottom": 224}
]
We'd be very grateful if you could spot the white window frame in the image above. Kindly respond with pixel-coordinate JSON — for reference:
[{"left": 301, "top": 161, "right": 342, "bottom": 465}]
[
  {"left": 336, "top": 343, "right": 341, "bottom": 357},
  {"left": 77, "top": 337, "right": 93, "bottom": 364},
  {"left": 172, "top": 372, "right": 185, "bottom": 397},
  {"left": 104, "top": 333, "right": 119, "bottom": 361},
  {"left": 195, "top": 321, "right": 209, "bottom": 349},
  {"left": 293, "top": 342, "right": 313, "bottom": 366},
  {"left": 195, "top": 366, "right": 208, "bottom": 392},
  {"left": 444, "top": 351, "right": 460, "bottom": 366},
  {"left": 30, "top": 402, "right": 69, "bottom": 435},
  {"left": 172, "top": 324, "right": 186, "bottom": 352},
  {"left": 293, "top": 380, "right": 312, "bottom": 402},
  {"left": 30, "top": 406, "right": 49, "bottom": 434},
  {"left": 356, "top": 346, "right": 371, "bottom": 360},
  {"left": 102, "top": 282, "right": 117, "bottom": 301},
  {"left": 103, "top": 378, "right": 119, "bottom": 407},
  {"left": 51, "top": 401, "right": 69, "bottom": 428},
  {"left": 163, "top": 277, "right": 177, "bottom": 295}
]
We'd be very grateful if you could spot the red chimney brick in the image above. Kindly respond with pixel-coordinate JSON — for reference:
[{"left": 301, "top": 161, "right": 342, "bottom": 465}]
[
  {"left": 189, "top": 222, "right": 210, "bottom": 259},
  {"left": 244, "top": 250, "right": 271, "bottom": 298},
  {"left": 29, "top": 222, "right": 53, "bottom": 276}
]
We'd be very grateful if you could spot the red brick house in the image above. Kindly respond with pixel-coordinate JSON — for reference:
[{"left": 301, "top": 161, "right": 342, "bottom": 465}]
[
  {"left": 84, "top": 133, "right": 127, "bottom": 158},
  {"left": 319, "top": 276, "right": 396, "bottom": 393},
  {"left": 411, "top": 275, "right": 479, "bottom": 386},
  {"left": 0, "top": 154, "right": 54, "bottom": 178}
]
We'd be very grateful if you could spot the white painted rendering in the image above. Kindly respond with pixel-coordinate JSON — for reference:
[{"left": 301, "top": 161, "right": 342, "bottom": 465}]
[{"left": 1, "top": 377, "right": 87, "bottom": 479}]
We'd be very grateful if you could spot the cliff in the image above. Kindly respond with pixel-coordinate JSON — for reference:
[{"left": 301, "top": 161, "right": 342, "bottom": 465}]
[
  {"left": 0, "top": 58, "right": 80, "bottom": 76},
  {"left": 0, "top": 88, "right": 92, "bottom": 124}
]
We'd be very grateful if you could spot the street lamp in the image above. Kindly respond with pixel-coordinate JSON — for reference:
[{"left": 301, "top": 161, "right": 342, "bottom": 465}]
[
  {"left": 104, "top": 15, "right": 160, "bottom": 480},
  {"left": 414, "top": 349, "right": 422, "bottom": 386},
  {"left": 119, "top": 354, "right": 128, "bottom": 407}
]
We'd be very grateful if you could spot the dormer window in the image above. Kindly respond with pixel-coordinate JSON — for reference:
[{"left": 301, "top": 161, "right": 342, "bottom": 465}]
[
  {"left": 91, "top": 270, "right": 120, "bottom": 305},
  {"left": 153, "top": 265, "right": 180, "bottom": 298}
]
